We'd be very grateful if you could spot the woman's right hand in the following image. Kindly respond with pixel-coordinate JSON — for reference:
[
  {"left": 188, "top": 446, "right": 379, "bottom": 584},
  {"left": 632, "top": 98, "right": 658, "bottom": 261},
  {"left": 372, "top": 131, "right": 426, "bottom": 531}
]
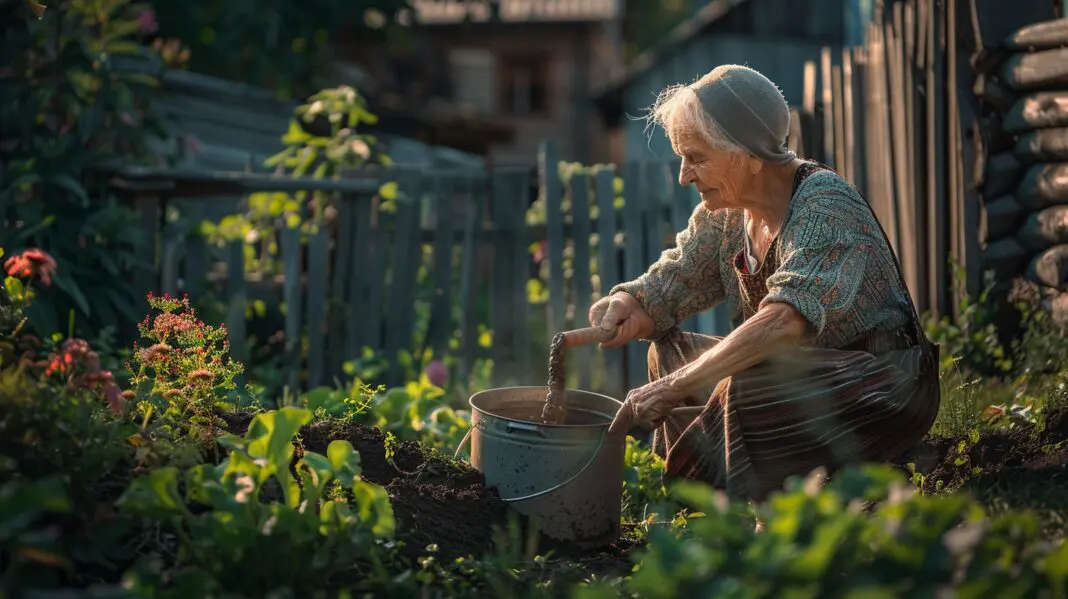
[{"left": 588, "top": 292, "right": 656, "bottom": 349}]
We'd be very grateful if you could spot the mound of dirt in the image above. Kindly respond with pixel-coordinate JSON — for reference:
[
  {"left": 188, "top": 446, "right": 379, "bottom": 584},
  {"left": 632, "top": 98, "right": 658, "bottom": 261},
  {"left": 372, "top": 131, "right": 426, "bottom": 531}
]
[
  {"left": 907, "top": 406, "right": 1068, "bottom": 494},
  {"left": 218, "top": 411, "right": 640, "bottom": 569}
]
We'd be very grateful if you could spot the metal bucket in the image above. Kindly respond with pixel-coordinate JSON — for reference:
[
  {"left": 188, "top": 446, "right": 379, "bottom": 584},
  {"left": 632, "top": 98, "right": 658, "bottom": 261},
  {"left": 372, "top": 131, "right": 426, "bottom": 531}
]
[{"left": 455, "top": 386, "right": 625, "bottom": 548}]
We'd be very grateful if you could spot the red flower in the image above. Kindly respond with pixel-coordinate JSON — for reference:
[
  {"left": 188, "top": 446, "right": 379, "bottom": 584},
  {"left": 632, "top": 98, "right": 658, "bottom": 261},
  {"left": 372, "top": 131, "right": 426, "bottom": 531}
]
[{"left": 4, "top": 248, "right": 57, "bottom": 286}]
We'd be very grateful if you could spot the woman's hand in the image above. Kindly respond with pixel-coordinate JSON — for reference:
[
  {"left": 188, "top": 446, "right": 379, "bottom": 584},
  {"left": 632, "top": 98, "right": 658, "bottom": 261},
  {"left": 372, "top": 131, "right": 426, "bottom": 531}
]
[
  {"left": 608, "top": 376, "right": 689, "bottom": 436},
  {"left": 588, "top": 292, "right": 655, "bottom": 349}
]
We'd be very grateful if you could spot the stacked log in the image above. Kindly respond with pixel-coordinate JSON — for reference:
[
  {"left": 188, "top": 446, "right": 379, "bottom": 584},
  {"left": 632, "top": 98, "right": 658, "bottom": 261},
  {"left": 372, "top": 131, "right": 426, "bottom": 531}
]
[{"left": 974, "top": 15, "right": 1068, "bottom": 326}]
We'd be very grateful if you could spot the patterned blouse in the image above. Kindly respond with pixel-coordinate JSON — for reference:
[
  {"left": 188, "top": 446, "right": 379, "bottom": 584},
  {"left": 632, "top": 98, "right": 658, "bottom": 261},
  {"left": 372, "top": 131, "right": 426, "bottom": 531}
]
[{"left": 610, "top": 164, "right": 913, "bottom": 350}]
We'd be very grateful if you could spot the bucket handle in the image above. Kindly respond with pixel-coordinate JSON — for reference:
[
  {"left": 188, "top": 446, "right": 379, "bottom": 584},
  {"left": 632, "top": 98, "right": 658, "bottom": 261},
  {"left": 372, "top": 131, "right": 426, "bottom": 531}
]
[{"left": 453, "top": 425, "right": 607, "bottom": 503}]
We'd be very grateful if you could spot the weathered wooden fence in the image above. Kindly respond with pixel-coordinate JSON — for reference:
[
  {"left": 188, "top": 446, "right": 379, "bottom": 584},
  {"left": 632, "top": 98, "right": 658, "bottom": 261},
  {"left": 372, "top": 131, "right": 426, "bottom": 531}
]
[
  {"left": 111, "top": 140, "right": 729, "bottom": 399},
  {"left": 787, "top": 0, "right": 1064, "bottom": 324},
  {"left": 786, "top": 0, "right": 981, "bottom": 320}
]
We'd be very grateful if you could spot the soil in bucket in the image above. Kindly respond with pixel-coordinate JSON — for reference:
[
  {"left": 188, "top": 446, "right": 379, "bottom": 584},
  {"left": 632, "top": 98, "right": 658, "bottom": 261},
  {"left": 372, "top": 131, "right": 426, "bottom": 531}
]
[{"left": 467, "top": 385, "right": 627, "bottom": 549}]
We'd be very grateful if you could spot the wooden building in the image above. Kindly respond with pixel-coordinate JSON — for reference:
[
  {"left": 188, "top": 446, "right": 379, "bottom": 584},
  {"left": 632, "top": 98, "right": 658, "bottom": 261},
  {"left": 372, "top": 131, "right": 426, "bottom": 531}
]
[{"left": 339, "top": 0, "right": 627, "bottom": 166}]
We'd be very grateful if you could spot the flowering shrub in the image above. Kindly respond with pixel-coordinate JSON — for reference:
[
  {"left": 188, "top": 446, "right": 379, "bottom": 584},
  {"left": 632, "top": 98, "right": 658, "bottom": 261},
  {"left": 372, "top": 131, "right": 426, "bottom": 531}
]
[
  {"left": 4, "top": 248, "right": 57, "bottom": 288},
  {"left": 42, "top": 338, "right": 124, "bottom": 414},
  {"left": 127, "top": 293, "right": 244, "bottom": 447}
]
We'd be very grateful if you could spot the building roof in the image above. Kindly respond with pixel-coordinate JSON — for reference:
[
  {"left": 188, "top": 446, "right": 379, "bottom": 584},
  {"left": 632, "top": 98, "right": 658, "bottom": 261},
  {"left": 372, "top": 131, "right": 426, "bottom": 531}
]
[
  {"left": 592, "top": 0, "right": 751, "bottom": 115},
  {"left": 111, "top": 58, "right": 487, "bottom": 178}
]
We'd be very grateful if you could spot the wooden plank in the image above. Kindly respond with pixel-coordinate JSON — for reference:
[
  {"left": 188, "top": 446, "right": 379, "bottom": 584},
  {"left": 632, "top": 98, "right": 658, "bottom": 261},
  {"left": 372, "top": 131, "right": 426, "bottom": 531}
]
[
  {"left": 956, "top": 0, "right": 982, "bottom": 301},
  {"left": 570, "top": 174, "right": 594, "bottom": 391},
  {"left": 621, "top": 161, "right": 647, "bottom": 391},
  {"left": 927, "top": 0, "right": 948, "bottom": 317},
  {"left": 832, "top": 63, "right": 847, "bottom": 176},
  {"left": 887, "top": 3, "right": 916, "bottom": 305},
  {"left": 304, "top": 224, "right": 330, "bottom": 388},
  {"left": 821, "top": 47, "right": 836, "bottom": 168},
  {"left": 491, "top": 171, "right": 518, "bottom": 384},
  {"left": 281, "top": 225, "right": 303, "bottom": 393},
  {"left": 643, "top": 162, "right": 669, "bottom": 271},
  {"left": 947, "top": 0, "right": 963, "bottom": 312},
  {"left": 327, "top": 197, "right": 355, "bottom": 378},
  {"left": 344, "top": 197, "right": 374, "bottom": 360},
  {"left": 457, "top": 176, "right": 483, "bottom": 382},
  {"left": 225, "top": 238, "right": 247, "bottom": 388},
  {"left": 363, "top": 201, "right": 389, "bottom": 363},
  {"left": 909, "top": 0, "right": 930, "bottom": 314},
  {"left": 594, "top": 169, "right": 625, "bottom": 400},
  {"left": 384, "top": 172, "right": 423, "bottom": 384},
  {"left": 508, "top": 172, "right": 532, "bottom": 383},
  {"left": 541, "top": 141, "right": 567, "bottom": 343},
  {"left": 842, "top": 50, "right": 857, "bottom": 187},
  {"left": 426, "top": 177, "right": 457, "bottom": 361}
]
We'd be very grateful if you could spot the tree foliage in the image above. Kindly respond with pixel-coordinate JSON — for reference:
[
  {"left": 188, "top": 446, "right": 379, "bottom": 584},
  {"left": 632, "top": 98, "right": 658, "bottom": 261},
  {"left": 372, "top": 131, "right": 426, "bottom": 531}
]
[{"left": 147, "top": 0, "right": 414, "bottom": 99}]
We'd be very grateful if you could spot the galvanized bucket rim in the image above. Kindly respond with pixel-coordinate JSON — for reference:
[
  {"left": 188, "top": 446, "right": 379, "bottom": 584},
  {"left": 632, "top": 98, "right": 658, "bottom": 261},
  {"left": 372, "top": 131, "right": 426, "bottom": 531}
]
[{"left": 468, "top": 385, "right": 622, "bottom": 429}]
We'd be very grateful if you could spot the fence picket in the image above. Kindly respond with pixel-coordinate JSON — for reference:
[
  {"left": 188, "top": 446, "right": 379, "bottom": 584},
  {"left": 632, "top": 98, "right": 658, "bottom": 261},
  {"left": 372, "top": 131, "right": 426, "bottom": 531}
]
[
  {"left": 427, "top": 177, "right": 456, "bottom": 362},
  {"left": 570, "top": 173, "right": 594, "bottom": 390},
  {"left": 345, "top": 196, "right": 373, "bottom": 360},
  {"left": 225, "top": 238, "right": 247, "bottom": 388},
  {"left": 385, "top": 172, "right": 423, "bottom": 384},
  {"left": 595, "top": 169, "right": 625, "bottom": 399},
  {"left": 457, "top": 176, "right": 482, "bottom": 380},
  {"left": 281, "top": 225, "right": 303, "bottom": 394},
  {"left": 508, "top": 172, "right": 532, "bottom": 382},
  {"left": 622, "top": 161, "right": 647, "bottom": 391},
  {"left": 328, "top": 197, "right": 355, "bottom": 378},
  {"left": 541, "top": 141, "right": 567, "bottom": 345},
  {"left": 305, "top": 224, "right": 330, "bottom": 388},
  {"left": 491, "top": 171, "right": 518, "bottom": 384}
]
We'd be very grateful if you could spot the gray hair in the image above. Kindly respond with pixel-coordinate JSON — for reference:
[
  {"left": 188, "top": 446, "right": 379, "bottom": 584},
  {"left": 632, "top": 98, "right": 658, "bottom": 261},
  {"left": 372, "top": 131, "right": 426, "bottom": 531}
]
[{"left": 642, "top": 74, "right": 748, "bottom": 155}]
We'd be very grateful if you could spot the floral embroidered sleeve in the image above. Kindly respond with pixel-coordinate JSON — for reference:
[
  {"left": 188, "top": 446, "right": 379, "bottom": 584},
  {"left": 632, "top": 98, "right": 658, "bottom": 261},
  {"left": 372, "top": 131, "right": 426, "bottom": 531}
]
[
  {"left": 760, "top": 187, "right": 871, "bottom": 343},
  {"left": 609, "top": 203, "right": 726, "bottom": 340}
]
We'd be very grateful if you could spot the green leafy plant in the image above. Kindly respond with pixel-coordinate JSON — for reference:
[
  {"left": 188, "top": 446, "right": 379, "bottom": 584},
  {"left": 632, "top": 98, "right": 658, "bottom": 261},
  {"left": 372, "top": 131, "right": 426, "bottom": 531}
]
[
  {"left": 118, "top": 406, "right": 397, "bottom": 596},
  {"left": 0, "top": 0, "right": 188, "bottom": 342},
  {"left": 584, "top": 464, "right": 1068, "bottom": 598}
]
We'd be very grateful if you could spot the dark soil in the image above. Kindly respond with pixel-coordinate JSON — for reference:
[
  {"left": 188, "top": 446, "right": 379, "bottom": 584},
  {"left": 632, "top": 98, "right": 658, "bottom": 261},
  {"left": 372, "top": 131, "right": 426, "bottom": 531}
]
[
  {"left": 902, "top": 406, "right": 1068, "bottom": 534},
  {"left": 218, "top": 411, "right": 641, "bottom": 571}
]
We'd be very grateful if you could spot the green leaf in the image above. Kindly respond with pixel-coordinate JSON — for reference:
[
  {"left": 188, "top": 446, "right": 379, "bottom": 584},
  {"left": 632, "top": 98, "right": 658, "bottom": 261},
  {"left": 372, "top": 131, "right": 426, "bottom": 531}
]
[
  {"left": 4, "top": 277, "right": 25, "bottom": 300},
  {"left": 117, "top": 467, "right": 187, "bottom": 518},
  {"left": 243, "top": 407, "right": 312, "bottom": 507},
  {"left": 378, "top": 181, "right": 398, "bottom": 201},
  {"left": 326, "top": 440, "right": 361, "bottom": 486},
  {"left": 302, "top": 386, "right": 335, "bottom": 412},
  {"left": 281, "top": 120, "right": 311, "bottom": 146},
  {"left": 351, "top": 480, "right": 395, "bottom": 538}
]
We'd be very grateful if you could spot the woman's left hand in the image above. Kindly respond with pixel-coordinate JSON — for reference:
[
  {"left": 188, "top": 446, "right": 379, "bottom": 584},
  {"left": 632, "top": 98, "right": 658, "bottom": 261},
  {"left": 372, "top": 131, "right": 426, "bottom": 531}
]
[{"left": 608, "top": 377, "right": 689, "bottom": 436}]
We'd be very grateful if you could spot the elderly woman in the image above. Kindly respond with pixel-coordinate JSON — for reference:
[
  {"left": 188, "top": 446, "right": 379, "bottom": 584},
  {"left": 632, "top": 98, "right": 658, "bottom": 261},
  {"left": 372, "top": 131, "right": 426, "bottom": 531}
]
[{"left": 592, "top": 65, "right": 940, "bottom": 500}]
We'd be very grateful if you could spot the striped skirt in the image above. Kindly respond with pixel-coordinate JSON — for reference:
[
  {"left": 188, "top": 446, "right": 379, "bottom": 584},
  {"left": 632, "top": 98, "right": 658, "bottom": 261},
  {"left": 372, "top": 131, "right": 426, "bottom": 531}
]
[{"left": 647, "top": 329, "right": 941, "bottom": 500}]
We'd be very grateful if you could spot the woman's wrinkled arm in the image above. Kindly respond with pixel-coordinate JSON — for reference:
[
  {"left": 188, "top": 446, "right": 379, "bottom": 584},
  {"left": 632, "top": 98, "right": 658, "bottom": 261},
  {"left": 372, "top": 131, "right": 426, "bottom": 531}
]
[
  {"left": 609, "top": 204, "right": 726, "bottom": 340},
  {"left": 659, "top": 302, "right": 808, "bottom": 395}
]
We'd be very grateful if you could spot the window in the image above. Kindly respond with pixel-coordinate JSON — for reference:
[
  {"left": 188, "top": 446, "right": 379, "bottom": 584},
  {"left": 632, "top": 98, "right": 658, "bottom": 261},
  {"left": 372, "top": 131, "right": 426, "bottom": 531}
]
[
  {"left": 449, "top": 48, "right": 497, "bottom": 114},
  {"left": 498, "top": 54, "right": 549, "bottom": 116}
]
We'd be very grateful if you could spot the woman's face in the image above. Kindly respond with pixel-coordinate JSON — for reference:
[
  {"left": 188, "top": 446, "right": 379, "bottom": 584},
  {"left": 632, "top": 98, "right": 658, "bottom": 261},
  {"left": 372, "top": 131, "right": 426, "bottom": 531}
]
[{"left": 672, "top": 131, "right": 756, "bottom": 212}]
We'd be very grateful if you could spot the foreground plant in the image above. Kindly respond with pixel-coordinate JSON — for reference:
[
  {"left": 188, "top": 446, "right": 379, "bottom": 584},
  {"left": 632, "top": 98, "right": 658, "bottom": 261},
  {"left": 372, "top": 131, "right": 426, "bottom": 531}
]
[
  {"left": 578, "top": 464, "right": 1068, "bottom": 598},
  {"left": 127, "top": 292, "right": 244, "bottom": 450},
  {"left": 118, "top": 406, "right": 397, "bottom": 596}
]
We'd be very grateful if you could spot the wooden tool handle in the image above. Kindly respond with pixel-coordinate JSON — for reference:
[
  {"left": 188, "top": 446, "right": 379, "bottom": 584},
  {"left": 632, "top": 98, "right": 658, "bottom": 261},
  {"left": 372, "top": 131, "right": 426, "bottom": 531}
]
[{"left": 558, "top": 326, "right": 617, "bottom": 347}]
